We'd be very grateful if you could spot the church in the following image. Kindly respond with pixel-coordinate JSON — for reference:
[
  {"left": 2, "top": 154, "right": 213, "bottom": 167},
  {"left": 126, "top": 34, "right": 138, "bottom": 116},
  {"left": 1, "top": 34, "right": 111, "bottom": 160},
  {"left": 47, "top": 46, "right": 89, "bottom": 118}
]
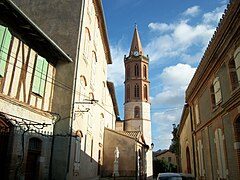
[{"left": 102, "top": 25, "right": 153, "bottom": 179}]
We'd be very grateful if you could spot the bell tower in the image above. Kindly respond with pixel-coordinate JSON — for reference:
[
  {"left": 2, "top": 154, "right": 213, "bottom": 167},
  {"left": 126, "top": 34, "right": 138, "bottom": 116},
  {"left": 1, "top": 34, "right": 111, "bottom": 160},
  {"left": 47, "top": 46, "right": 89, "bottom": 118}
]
[{"left": 124, "top": 25, "right": 153, "bottom": 176}]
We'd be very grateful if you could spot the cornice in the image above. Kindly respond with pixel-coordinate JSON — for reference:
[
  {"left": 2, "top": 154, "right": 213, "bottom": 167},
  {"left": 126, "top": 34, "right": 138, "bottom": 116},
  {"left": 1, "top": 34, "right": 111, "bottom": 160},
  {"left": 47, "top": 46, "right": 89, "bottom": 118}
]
[{"left": 93, "top": 0, "right": 112, "bottom": 64}]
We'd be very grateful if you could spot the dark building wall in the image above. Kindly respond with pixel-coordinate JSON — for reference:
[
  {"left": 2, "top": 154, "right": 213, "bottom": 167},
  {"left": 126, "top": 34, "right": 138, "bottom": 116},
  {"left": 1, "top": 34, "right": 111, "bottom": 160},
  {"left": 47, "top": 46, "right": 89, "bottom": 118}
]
[
  {"left": 12, "top": 0, "right": 82, "bottom": 60},
  {"left": 198, "top": 89, "right": 211, "bottom": 123}
]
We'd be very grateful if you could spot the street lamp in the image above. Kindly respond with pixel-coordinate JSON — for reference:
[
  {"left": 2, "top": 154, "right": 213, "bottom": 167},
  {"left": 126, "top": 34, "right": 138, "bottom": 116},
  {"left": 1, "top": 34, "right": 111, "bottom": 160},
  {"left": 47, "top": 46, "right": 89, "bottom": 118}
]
[{"left": 151, "top": 143, "right": 154, "bottom": 150}]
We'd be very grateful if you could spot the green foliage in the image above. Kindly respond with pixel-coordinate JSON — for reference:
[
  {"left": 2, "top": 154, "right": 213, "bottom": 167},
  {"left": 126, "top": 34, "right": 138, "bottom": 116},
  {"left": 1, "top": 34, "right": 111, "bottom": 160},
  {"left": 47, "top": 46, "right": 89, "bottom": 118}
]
[
  {"left": 153, "top": 159, "right": 168, "bottom": 177},
  {"left": 169, "top": 124, "right": 180, "bottom": 155}
]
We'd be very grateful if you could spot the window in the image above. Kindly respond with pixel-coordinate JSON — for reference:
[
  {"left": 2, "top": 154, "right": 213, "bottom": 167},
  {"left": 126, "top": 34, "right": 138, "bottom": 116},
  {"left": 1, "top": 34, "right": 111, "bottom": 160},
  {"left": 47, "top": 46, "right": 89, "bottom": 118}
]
[
  {"left": 197, "top": 140, "right": 205, "bottom": 176},
  {"left": 126, "top": 84, "right": 130, "bottom": 101},
  {"left": 134, "top": 64, "right": 139, "bottom": 77},
  {"left": 94, "top": 16, "right": 99, "bottom": 46},
  {"left": 74, "top": 133, "right": 82, "bottom": 171},
  {"left": 210, "top": 85, "right": 216, "bottom": 107},
  {"left": 213, "top": 77, "right": 222, "bottom": 105},
  {"left": 100, "top": 114, "right": 104, "bottom": 139},
  {"left": 91, "top": 52, "right": 97, "bottom": 86},
  {"left": 143, "top": 65, "right": 147, "bottom": 79},
  {"left": 144, "top": 84, "right": 148, "bottom": 100},
  {"left": 134, "top": 84, "right": 140, "bottom": 98},
  {"left": 194, "top": 103, "right": 200, "bottom": 125},
  {"left": 102, "top": 82, "right": 106, "bottom": 104},
  {"left": 210, "top": 77, "right": 222, "bottom": 108},
  {"left": 87, "top": 93, "right": 94, "bottom": 132},
  {"left": 134, "top": 106, "right": 140, "bottom": 118},
  {"left": 214, "top": 128, "right": 227, "bottom": 179},
  {"left": 74, "top": 136, "right": 81, "bottom": 163},
  {"left": 28, "top": 138, "right": 42, "bottom": 151},
  {"left": 0, "top": 25, "right": 11, "bottom": 77},
  {"left": 79, "top": 76, "right": 87, "bottom": 102},
  {"left": 126, "top": 66, "right": 130, "bottom": 80},
  {"left": 32, "top": 55, "right": 48, "bottom": 97},
  {"left": 84, "top": 28, "right": 91, "bottom": 59},
  {"left": 228, "top": 59, "right": 239, "bottom": 90},
  {"left": 234, "top": 117, "right": 240, "bottom": 142},
  {"left": 234, "top": 47, "right": 240, "bottom": 84},
  {"left": 234, "top": 118, "right": 240, "bottom": 168}
]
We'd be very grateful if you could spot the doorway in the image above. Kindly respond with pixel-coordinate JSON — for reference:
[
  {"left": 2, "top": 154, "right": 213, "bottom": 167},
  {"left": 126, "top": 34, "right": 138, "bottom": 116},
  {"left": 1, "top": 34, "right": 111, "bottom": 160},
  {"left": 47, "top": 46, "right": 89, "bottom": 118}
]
[{"left": 25, "top": 137, "right": 42, "bottom": 180}]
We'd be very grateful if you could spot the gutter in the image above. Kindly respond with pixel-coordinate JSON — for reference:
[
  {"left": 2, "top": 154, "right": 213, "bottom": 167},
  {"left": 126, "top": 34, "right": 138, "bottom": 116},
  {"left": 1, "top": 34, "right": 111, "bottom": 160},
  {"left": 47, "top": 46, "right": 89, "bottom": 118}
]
[{"left": 189, "top": 104, "right": 197, "bottom": 177}]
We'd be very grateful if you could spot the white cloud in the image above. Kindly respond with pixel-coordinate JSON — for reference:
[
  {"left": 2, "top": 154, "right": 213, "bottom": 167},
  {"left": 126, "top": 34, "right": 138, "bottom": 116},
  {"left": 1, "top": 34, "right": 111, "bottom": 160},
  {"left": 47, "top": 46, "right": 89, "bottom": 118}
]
[
  {"left": 146, "top": 5, "right": 226, "bottom": 64},
  {"left": 203, "top": 5, "right": 226, "bottom": 24},
  {"left": 151, "top": 64, "right": 196, "bottom": 107},
  {"left": 160, "top": 63, "right": 196, "bottom": 88},
  {"left": 107, "top": 44, "right": 127, "bottom": 87},
  {"left": 152, "top": 109, "right": 182, "bottom": 150},
  {"left": 148, "top": 22, "right": 174, "bottom": 32},
  {"left": 151, "top": 64, "right": 195, "bottom": 149},
  {"left": 182, "top": 6, "right": 200, "bottom": 17}
]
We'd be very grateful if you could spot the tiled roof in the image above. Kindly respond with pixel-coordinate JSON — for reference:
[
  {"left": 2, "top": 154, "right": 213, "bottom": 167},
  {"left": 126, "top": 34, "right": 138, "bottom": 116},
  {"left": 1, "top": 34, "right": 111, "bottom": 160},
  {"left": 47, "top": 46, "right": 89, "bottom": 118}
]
[{"left": 117, "top": 131, "right": 142, "bottom": 140}]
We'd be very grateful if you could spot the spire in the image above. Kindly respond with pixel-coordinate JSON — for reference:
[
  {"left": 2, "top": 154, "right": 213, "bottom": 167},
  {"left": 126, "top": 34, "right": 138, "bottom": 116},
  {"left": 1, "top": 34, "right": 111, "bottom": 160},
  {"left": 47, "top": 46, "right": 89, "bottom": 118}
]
[{"left": 129, "top": 24, "right": 144, "bottom": 56}]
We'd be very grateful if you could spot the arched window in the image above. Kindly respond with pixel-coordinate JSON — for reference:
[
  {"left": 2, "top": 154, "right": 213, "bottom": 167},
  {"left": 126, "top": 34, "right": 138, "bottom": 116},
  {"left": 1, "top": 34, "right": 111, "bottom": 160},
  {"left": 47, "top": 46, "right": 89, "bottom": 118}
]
[
  {"left": 143, "top": 65, "right": 147, "bottom": 79},
  {"left": 214, "top": 128, "right": 227, "bottom": 178},
  {"left": 134, "top": 106, "right": 140, "bottom": 118},
  {"left": 91, "top": 51, "right": 97, "bottom": 86},
  {"left": 126, "top": 84, "right": 130, "bottom": 101},
  {"left": 144, "top": 84, "right": 148, "bottom": 100},
  {"left": 100, "top": 114, "right": 104, "bottom": 138},
  {"left": 88, "top": 93, "right": 94, "bottom": 132},
  {"left": 102, "top": 82, "right": 106, "bottom": 104},
  {"left": 94, "top": 16, "right": 99, "bottom": 45},
  {"left": 134, "top": 64, "right": 139, "bottom": 77},
  {"left": 134, "top": 84, "right": 139, "bottom": 98},
  {"left": 84, "top": 28, "right": 91, "bottom": 58},
  {"left": 126, "top": 66, "right": 130, "bottom": 80},
  {"left": 234, "top": 47, "right": 240, "bottom": 83},
  {"left": 234, "top": 117, "right": 240, "bottom": 168},
  {"left": 228, "top": 59, "right": 239, "bottom": 90},
  {"left": 74, "top": 130, "right": 83, "bottom": 165},
  {"left": 79, "top": 76, "right": 87, "bottom": 102}
]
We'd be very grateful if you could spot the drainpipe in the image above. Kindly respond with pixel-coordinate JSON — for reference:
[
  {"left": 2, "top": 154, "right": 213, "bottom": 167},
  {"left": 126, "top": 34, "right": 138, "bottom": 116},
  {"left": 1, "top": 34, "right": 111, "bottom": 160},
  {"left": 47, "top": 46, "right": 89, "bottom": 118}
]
[
  {"left": 65, "top": 0, "right": 86, "bottom": 179},
  {"left": 49, "top": 113, "right": 61, "bottom": 180},
  {"left": 188, "top": 104, "right": 197, "bottom": 177}
]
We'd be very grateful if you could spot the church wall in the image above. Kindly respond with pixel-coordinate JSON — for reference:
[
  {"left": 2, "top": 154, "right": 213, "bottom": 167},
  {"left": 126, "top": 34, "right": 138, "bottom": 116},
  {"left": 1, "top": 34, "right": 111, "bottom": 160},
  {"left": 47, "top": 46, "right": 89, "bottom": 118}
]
[{"left": 102, "top": 129, "right": 137, "bottom": 177}]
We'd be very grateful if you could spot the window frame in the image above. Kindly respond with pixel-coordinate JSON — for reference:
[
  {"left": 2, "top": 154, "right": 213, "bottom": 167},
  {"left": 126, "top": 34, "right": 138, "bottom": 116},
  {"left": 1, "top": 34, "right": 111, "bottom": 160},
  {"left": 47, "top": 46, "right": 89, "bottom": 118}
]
[
  {"left": 134, "top": 106, "right": 140, "bottom": 118},
  {"left": 0, "top": 25, "right": 12, "bottom": 77},
  {"left": 32, "top": 55, "right": 48, "bottom": 97}
]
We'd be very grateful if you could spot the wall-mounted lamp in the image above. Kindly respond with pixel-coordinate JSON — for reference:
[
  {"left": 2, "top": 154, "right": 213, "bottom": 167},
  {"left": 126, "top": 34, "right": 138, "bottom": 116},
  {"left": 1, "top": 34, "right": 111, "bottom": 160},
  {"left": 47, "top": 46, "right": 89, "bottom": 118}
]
[{"left": 151, "top": 143, "right": 154, "bottom": 150}]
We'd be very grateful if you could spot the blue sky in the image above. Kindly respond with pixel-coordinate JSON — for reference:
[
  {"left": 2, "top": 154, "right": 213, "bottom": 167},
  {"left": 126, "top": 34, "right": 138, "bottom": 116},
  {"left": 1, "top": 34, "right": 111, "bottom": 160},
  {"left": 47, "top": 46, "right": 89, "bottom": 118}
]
[{"left": 102, "top": 0, "right": 228, "bottom": 151}]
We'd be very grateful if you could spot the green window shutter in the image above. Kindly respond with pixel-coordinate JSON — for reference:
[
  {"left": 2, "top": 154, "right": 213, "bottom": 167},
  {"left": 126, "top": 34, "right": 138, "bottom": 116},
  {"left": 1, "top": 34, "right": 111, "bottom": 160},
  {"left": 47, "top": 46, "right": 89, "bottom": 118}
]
[
  {"left": 0, "top": 26, "right": 12, "bottom": 77},
  {"left": 32, "top": 56, "right": 48, "bottom": 97}
]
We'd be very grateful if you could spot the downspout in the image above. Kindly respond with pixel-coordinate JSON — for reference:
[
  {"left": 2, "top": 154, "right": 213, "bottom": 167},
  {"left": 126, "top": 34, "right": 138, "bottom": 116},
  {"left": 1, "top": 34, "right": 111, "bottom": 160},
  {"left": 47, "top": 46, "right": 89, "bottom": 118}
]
[
  {"left": 49, "top": 113, "right": 61, "bottom": 180},
  {"left": 189, "top": 104, "right": 197, "bottom": 177},
  {"left": 65, "top": 0, "right": 86, "bottom": 179}
]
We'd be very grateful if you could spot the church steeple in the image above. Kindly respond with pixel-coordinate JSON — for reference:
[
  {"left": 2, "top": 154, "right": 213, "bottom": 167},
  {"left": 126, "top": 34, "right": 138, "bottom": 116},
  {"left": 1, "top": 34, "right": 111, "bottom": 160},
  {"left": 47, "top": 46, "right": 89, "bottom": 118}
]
[
  {"left": 124, "top": 25, "right": 153, "bottom": 177},
  {"left": 129, "top": 24, "right": 144, "bottom": 56}
]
